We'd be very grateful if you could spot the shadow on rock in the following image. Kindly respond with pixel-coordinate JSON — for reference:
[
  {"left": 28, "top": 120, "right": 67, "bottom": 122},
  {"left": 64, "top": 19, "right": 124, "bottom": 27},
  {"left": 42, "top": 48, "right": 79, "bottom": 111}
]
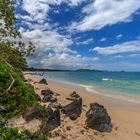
[
  {"left": 62, "top": 97, "right": 82, "bottom": 120},
  {"left": 86, "top": 103, "right": 112, "bottom": 132}
]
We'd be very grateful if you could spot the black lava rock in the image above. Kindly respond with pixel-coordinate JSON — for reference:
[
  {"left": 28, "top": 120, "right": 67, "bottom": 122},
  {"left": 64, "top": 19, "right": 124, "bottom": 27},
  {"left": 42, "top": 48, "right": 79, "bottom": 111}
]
[
  {"left": 86, "top": 103, "right": 112, "bottom": 132},
  {"left": 62, "top": 97, "right": 82, "bottom": 120},
  {"left": 39, "top": 78, "right": 48, "bottom": 85}
]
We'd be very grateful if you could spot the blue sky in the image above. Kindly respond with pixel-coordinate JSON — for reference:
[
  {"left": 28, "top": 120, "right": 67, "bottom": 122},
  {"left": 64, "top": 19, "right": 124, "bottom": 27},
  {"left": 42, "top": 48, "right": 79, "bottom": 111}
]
[{"left": 16, "top": 0, "right": 140, "bottom": 71}]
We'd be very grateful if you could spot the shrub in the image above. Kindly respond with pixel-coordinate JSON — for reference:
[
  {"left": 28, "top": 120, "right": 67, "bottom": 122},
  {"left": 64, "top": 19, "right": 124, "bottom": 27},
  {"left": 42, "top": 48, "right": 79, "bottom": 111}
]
[
  {"left": 0, "top": 125, "right": 31, "bottom": 140},
  {"left": 0, "top": 61, "right": 37, "bottom": 119}
]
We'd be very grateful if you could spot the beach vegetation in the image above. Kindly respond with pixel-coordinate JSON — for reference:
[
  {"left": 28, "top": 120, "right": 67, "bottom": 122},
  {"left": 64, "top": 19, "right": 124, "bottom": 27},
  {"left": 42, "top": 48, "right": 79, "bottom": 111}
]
[
  {"left": 0, "top": 1, "right": 49, "bottom": 139},
  {"left": 0, "top": 125, "right": 31, "bottom": 140},
  {"left": 0, "top": 60, "right": 37, "bottom": 119}
]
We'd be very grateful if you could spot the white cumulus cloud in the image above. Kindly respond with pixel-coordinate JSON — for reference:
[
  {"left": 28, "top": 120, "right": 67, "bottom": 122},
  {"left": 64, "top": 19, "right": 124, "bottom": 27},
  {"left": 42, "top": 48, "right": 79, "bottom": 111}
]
[
  {"left": 92, "top": 39, "right": 140, "bottom": 55},
  {"left": 70, "top": 0, "right": 140, "bottom": 32}
]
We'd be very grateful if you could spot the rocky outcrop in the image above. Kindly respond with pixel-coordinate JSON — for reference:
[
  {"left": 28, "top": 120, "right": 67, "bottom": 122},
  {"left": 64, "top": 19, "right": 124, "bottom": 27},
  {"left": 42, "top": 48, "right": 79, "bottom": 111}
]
[
  {"left": 23, "top": 107, "right": 45, "bottom": 122},
  {"left": 45, "top": 107, "right": 61, "bottom": 131},
  {"left": 62, "top": 97, "right": 82, "bottom": 120},
  {"left": 39, "top": 78, "right": 48, "bottom": 85},
  {"left": 85, "top": 103, "right": 112, "bottom": 132}
]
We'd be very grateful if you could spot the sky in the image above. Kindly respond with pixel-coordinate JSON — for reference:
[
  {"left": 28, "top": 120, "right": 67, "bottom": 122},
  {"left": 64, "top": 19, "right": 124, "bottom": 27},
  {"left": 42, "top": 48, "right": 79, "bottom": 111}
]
[{"left": 15, "top": 0, "right": 140, "bottom": 71}]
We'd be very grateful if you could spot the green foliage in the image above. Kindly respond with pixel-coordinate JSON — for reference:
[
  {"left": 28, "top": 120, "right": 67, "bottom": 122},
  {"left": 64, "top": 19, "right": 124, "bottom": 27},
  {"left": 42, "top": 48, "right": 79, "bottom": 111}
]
[
  {"left": 0, "top": 0, "right": 20, "bottom": 38},
  {"left": 0, "top": 0, "right": 35, "bottom": 67},
  {"left": 0, "top": 63, "right": 11, "bottom": 92},
  {"left": 1, "top": 42, "right": 27, "bottom": 69},
  {"left": 0, "top": 61, "right": 49, "bottom": 139},
  {"left": 0, "top": 61, "right": 38, "bottom": 119},
  {"left": 40, "top": 105, "right": 49, "bottom": 118},
  {"left": 0, "top": 124, "right": 50, "bottom": 140},
  {"left": 0, "top": 43, "right": 27, "bottom": 71},
  {"left": 33, "top": 129, "right": 49, "bottom": 140},
  {"left": 0, "top": 125, "right": 31, "bottom": 140}
]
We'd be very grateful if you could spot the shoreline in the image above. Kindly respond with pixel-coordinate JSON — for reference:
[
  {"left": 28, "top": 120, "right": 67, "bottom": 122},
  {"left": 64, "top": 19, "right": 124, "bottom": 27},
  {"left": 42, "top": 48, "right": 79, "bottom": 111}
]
[
  {"left": 26, "top": 71, "right": 140, "bottom": 105},
  {"left": 24, "top": 74, "right": 140, "bottom": 140},
  {"left": 47, "top": 78, "right": 140, "bottom": 112}
]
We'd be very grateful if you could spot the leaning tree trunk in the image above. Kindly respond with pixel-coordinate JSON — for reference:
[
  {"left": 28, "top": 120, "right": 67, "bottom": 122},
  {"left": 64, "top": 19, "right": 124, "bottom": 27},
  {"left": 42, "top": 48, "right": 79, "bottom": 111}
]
[{"left": 0, "top": 58, "right": 15, "bottom": 95}]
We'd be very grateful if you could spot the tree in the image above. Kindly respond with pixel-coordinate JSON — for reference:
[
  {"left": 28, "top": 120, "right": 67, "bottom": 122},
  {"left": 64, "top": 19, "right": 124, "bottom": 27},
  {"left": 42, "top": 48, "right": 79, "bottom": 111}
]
[{"left": 0, "top": 0, "right": 35, "bottom": 70}]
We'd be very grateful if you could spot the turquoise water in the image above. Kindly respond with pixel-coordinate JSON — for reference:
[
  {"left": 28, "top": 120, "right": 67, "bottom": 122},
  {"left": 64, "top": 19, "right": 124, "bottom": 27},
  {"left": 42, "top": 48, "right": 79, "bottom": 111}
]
[{"left": 44, "top": 71, "right": 140, "bottom": 96}]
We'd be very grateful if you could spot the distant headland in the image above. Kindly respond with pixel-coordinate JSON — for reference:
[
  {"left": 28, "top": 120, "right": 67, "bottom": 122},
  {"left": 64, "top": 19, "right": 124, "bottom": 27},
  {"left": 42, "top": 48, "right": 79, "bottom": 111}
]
[{"left": 26, "top": 67, "right": 104, "bottom": 72}]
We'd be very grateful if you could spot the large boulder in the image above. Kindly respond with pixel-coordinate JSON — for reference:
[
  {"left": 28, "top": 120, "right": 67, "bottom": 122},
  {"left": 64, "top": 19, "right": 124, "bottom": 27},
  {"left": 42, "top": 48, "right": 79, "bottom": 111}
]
[
  {"left": 62, "top": 97, "right": 82, "bottom": 120},
  {"left": 45, "top": 107, "right": 61, "bottom": 131},
  {"left": 23, "top": 107, "right": 45, "bottom": 121},
  {"left": 39, "top": 78, "right": 48, "bottom": 85},
  {"left": 85, "top": 103, "right": 112, "bottom": 132}
]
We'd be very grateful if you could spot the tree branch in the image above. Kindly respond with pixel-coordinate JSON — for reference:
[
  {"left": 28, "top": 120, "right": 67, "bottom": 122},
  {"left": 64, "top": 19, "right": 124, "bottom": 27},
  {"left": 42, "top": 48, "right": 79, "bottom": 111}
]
[
  {"left": 0, "top": 59, "right": 15, "bottom": 94},
  {"left": 3, "top": 74, "right": 15, "bottom": 94},
  {"left": 0, "top": 58, "right": 14, "bottom": 70}
]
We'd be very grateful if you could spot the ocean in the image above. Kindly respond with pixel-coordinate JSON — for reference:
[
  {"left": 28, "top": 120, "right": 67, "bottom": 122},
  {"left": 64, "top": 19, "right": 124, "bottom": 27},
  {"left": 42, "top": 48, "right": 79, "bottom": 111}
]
[{"left": 43, "top": 71, "right": 140, "bottom": 104}]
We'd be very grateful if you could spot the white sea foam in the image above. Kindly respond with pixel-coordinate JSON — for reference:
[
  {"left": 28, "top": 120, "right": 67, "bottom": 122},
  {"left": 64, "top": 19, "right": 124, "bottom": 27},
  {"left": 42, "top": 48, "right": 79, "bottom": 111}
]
[
  {"left": 84, "top": 85, "right": 140, "bottom": 104},
  {"left": 102, "top": 78, "right": 113, "bottom": 81},
  {"left": 47, "top": 78, "right": 140, "bottom": 105}
]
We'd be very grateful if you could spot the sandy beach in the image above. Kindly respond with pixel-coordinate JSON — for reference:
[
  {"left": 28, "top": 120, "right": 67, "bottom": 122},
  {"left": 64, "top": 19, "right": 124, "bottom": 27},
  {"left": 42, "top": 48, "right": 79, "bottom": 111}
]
[{"left": 24, "top": 74, "right": 140, "bottom": 140}]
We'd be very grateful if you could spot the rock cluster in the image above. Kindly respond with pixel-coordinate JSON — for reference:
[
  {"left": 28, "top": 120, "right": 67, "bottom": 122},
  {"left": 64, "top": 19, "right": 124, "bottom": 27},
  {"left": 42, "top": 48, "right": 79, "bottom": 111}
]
[
  {"left": 28, "top": 89, "right": 112, "bottom": 133},
  {"left": 19, "top": 78, "right": 113, "bottom": 138}
]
